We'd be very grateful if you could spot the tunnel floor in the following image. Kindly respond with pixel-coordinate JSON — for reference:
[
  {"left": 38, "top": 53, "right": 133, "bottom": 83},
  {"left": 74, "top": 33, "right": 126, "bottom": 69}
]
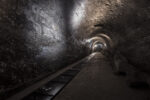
[{"left": 53, "top": 53, "right": 150, "bottom": 100}]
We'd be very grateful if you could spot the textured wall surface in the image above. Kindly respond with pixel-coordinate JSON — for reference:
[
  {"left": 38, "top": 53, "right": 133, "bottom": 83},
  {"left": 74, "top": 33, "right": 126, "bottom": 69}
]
[
  {"left": 72, "top": 0, "right": 150, "bottom": 72},
  {"left": 0, "top": 0, "right": 85, "bottom": 92},
  {"left": 0, "top": 0, "right": 150, "bottom": 95}
]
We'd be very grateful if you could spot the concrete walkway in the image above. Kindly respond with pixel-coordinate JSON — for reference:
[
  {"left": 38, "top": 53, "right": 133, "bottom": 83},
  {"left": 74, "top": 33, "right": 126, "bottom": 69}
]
[{"left": 54, "top": 53, "right": 150, "bottom": 100}]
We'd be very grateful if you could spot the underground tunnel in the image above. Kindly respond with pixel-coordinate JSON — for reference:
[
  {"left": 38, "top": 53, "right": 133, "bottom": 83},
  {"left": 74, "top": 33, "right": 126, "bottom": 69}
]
[{"left": 0, "top": 0, "right": 150, "bottom": 100}]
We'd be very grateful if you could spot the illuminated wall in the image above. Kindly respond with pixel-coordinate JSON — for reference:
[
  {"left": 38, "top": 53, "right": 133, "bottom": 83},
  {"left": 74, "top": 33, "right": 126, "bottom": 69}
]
[
  {"left": 0, "top": 0, "right": 86, "bottom": 89},
  {"left": 0, "top": 0, "right": 150, "bottom": 92},
  {"left": 24, "top": 0, "right": 67, "bottom": 69},
  {"left": 71, "top": 0, "right": 150, "bottom": 72}
]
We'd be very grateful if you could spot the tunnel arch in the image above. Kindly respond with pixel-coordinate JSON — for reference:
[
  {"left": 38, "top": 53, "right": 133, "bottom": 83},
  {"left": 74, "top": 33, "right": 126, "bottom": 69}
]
[
  {"left": 97, "top": 33, "right": 113, "bottom": 49},
  {"left": 92, "top": 41, "right": 105, "bottom": 52},
  {"left": 85, "top": 33, "right": 113, "bottom": 54}
]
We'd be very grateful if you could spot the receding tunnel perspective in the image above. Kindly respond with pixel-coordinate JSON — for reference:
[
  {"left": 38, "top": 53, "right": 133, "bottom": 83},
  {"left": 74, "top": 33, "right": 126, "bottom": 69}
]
[{"left": 0, "top": 0, "right": 150, "bottom": 100}]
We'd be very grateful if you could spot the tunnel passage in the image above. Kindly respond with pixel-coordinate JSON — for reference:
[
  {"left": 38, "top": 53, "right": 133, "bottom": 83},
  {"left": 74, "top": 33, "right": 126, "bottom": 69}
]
[
  {"left": 85, "top": 33, "right": 113, "bottom": 54},
  {"left": 1, "top": 0, "right": 150, "bottom": 99}
]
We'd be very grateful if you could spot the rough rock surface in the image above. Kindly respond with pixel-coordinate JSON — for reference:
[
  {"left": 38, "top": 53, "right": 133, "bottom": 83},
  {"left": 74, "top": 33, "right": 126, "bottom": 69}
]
[
  {"left": 74, "top": 0, "right": 150, "bottom": 72},
  {"left": 0, "top": 0, "right": 150, "bottom": 95},
  {"left": 0, "top": 0, "right": 85, "bottom": 92}
]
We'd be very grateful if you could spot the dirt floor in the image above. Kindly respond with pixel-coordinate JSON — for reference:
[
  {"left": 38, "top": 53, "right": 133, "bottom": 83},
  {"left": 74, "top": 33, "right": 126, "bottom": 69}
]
[{"left": 54, "top": 53, "right": 150, "bottom": 100}]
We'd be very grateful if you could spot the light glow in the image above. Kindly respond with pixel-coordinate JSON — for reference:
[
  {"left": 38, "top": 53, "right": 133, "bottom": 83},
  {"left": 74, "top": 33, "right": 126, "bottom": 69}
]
[{"left": 71, "top": 0, "right": 87, "bottom": 30}]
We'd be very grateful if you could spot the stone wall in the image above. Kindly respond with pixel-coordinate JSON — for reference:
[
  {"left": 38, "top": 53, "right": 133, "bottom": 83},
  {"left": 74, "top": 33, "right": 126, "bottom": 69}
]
[
  {"left": 0, "top": 0, "right": 150, "bottom": 93},
  {"left": 0, "top": 0, "right": 85, "bottom": 91},
  {"left": 72, "top": 0, "right": 150, "bottom": 73}
]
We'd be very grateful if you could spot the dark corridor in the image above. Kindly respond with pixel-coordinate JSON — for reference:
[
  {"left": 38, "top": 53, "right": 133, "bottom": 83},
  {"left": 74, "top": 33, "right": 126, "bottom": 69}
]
[{"left": 0, "top": 0, "right": 150, "bottom": 100}]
